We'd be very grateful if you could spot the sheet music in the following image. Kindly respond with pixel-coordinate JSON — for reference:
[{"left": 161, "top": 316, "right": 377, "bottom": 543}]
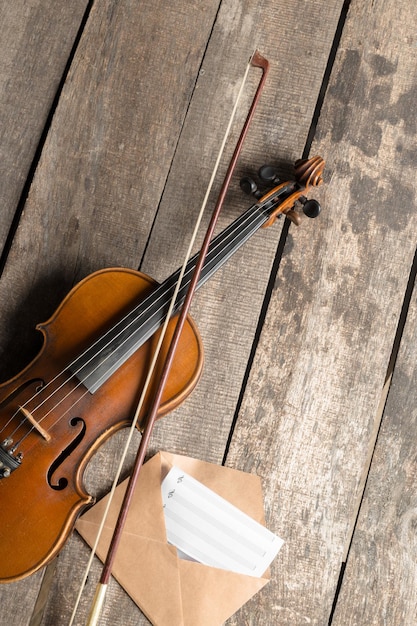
[{"left": 161, "top": 466, "right": 284, "bottom": 577}]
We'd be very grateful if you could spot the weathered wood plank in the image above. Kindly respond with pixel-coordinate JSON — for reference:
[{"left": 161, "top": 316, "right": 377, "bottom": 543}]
[
  {"left": 0, "top": 3, "right": 91, "bottom": 622},
  {"left": 0, "top": 0, "right": 342, "bottom": 625},
  {"left": 0, "top": 0, "right": 222, "bottom": 624},
  {"left": 226, "top": 0, "right": 417, "bottom": 624},
  {"left": 0, "top": 0, "right": 220, "bottom": 383},
  {"left": 0, "top": 0, "right": 89, "bottom": 253},
  {"left": 331, "top": 268, "right": 417, "bottom": 624},
  {"left": 141, "top": 0, "right": 345, "bottom": 467},
  {"left": 68, "top": 0, "right": 345, "bottom": 622}
]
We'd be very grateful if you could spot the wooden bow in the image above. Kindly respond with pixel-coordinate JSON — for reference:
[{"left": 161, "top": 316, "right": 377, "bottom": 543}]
[{"left": 80, "top": 50, "right": 270, "bottom": 626}]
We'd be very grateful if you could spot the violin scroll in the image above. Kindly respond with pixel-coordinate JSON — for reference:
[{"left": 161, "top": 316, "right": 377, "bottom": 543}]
[
  {"left": 240, "top": 155, "right": 325, "bottom": 227},
  {"left": 294, "top": 155, "right": 325, "bottom": 188}
]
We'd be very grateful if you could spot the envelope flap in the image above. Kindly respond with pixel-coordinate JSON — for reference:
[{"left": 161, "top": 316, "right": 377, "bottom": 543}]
[
  {"left": 179, "top": 559, "right": 268, "bottom": 626},
  {"left": 76, "top": 451, "right": 273, "bottom": 626},
  {"left": 77, "top": 521, "right": 184, "bottom": 625},
  {"left": 77, "top": 452, "right": 167, "bottom": 542}
]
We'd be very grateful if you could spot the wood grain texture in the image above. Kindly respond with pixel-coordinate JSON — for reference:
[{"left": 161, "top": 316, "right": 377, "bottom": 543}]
[
  {"left": 0, "top": 0, "right": 89, "bottom": 251},
  {"left": 3, "top": 0, "right": 416, "bottom": 625},
  {"left": 0, "top": 0, "right": 220, "bottom": 383},
  {"left": 0, "top": 0, "right": 222, "bottom": 623},
  {"left": 330, "top": 3, "right": 417, "bottom": 622},
  {"left": 332, "top": 265, "right": 417, "bottom": 624},
  {"left": 141, "top": 0, "right": 345, "bottom": 467},
  {"left": 0, "top": 0, "right": 344, "bottom": 623},
  {"left": 43, "top": 0, "right": 343, "bottom": 622},
  {"left": 226, "top": 0, "right": 417, "bottom": 624}
]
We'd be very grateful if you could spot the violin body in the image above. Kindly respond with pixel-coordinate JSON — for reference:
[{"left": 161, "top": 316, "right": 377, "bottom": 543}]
[
  {"left": 0, "top": 154, "right": 324, "bottom": 584},
  {"left": 0, "top": 268, "right": 203, "bottom": 582}
]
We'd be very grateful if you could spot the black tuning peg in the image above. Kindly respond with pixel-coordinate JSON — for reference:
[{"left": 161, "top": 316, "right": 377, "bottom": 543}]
[
  {"left": 258, "top": 165, "right": 280, "bottom": 184},
  {"left": 239, "top": 176, "right": 263, "bottom": 199},
  {"left": 299, "top": 196, "right": 321, "bottom": 218}
]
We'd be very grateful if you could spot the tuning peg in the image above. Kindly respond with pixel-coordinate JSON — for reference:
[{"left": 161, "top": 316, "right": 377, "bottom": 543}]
[
  {"left": 298, "top": 196, "right": 321, "bottom": 218},
  {"left": 239, "top": 176, "right": 263, "bottom": 198},
  {"left": 258, "top": 165, "right": 280, "bottom": 184}
]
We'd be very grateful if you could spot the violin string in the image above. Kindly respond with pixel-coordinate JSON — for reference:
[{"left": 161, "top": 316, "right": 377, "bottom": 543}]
[
  {"left": 6, "top": 206, "right": 266, "bottom": 448},
  {"left": 21, "top": 218, "right": 271, "bottom": 450},
  {"left": 68, "top": 54, "right": 254, "bottom": 626},
  {"left": 6, "top": 185, "right": 297, "bottom": 453},
  {"left": 7, "top": 194, "right": 286, "bottom": 449}
]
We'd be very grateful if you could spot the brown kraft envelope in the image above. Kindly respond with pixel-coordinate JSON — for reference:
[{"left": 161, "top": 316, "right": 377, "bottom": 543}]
[{"left": 75, "top": 451, "right": 271, "bottom": 625}]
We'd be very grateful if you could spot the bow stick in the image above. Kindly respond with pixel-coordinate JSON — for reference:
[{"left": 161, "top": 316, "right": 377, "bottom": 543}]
[{"left": 76, "top": 50, "right": 270, "bottom": 626}]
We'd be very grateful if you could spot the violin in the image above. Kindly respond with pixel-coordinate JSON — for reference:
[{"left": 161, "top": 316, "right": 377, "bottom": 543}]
[{"left": 0, "top": 155, "right": 324, "bottom": 584}]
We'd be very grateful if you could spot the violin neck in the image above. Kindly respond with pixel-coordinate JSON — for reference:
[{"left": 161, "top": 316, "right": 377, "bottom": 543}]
[{"left": 70, "top": 185, "right": 295, "bottom": 393}]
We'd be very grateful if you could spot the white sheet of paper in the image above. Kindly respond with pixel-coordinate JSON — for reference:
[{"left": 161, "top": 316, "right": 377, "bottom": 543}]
[{"left": 161, "top": 466, "right": 284, "bottom": 577}]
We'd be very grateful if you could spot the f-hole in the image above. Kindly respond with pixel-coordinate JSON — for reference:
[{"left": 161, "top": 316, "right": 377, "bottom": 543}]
[{"left": 47, "top": 417, "right": 86, "bottom": 491}]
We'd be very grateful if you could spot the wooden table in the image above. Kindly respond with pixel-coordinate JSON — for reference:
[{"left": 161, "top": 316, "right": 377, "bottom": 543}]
[{"left": 1, "top": 1, "right": 416, "bottom": 624}]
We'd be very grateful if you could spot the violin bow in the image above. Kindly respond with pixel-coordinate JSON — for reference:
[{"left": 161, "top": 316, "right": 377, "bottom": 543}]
[{"left": 67, "top": 50, "right": 270, "bottom": 626}]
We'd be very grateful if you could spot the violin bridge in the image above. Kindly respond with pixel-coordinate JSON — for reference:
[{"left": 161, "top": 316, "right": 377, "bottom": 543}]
[{"left": 18, "top": 406, "right": 51, "bottom": 442}]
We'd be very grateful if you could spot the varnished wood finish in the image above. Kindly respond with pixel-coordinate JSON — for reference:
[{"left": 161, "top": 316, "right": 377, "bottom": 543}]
[
  {"left": 261, "top": 156, "right": 325, "bottom": 227},
  {"left": 0, "top": 269, "right": 202, "bottom": 582}
]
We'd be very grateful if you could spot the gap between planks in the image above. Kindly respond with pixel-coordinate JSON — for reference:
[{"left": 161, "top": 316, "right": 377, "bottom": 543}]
[
  {"left": 223, "top": 0, "right": 352, "bottom": 466},
  {"left": 0, "top": 0, "right": 95, "bottom": 281},
  {"left": 328, "top": 245, "right": 417, "bottom": 624}
]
